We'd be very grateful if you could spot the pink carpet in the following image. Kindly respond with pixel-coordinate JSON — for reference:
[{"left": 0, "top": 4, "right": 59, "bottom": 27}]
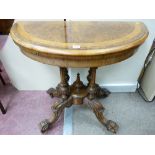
[{"left": 0, "top": 63, "right": 64, "bottom": 135}]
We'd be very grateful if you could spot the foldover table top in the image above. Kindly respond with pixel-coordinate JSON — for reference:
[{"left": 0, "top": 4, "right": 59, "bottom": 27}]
[{"left": 10, "top": 21, "right": 149, "bottom": 67}]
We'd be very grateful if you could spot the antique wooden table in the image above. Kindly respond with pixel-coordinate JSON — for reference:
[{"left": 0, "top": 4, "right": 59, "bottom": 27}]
[{"left": 10, "top": 21, "right": 148, "bottom": 133}]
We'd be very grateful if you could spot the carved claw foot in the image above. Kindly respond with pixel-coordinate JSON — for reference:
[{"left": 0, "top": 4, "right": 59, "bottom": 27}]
[
  {"left": 39, "top": 96, "right": 73, "bottom": 133},
  {"left": 87, "top": 84, "right": 110, "bottom": 100},
  {"left": 105, "top": 120, "right": 119, "bottom": 133},
  {"left": 97, "top": 87, "right": 110, "bottom": 98},
  {"left": 39, "top": 119, "right": 50, "bottom": 133},
  {"left": 47, "top": 88, "right": 58, "bottom": 98}
]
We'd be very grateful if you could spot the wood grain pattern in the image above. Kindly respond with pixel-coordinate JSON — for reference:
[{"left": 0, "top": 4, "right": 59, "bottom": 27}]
[{"left": 10, "top": 21, "right": 148, "bottom": 68}]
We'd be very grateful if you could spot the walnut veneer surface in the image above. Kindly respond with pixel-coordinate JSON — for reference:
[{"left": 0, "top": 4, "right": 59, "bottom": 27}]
[{"left": 10, "top": 21, "right": 148, "bottom": 68}]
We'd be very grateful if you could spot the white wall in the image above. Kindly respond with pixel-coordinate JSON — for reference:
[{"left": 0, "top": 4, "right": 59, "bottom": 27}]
[
  {"left": 0, "top": 19, "right": 155, "bottom": 91},
  {"left": 0, "top": 36, "right": 60, "bottom": 90}
]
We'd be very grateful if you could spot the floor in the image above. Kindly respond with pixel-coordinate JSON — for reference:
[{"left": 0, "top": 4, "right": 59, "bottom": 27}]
[
  {"left": 0, "top": 85, "right": 64, "bottom": 135},
  {"left": 0, "top": 63, "right": 63, "bottom": 135},
  {"left": 73, "top": 92, "right": 155, "bottom": 135}
]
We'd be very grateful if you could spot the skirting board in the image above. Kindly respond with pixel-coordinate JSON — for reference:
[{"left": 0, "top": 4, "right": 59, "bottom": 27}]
[
  {"left": 101, "top": 83, "right": 137, "bottom": 92},
  {"left": 63, "top": 82, "right": 137, "bottom": 135}
]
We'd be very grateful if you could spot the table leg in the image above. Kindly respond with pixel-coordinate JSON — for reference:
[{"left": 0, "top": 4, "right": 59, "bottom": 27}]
[
  {"left": 39, "top": 96, "right": 73, "bottom": 133},
  {"left": 40, "top": 67, "right": 71, "bottom": 133},
  {"left": 86, "top": 68, "right": 118, "bottom": 133},
  {"left": 84, "top": 97, "right": 118, "bottom": 133},
  {"left": 0, "top": 100, "right": 6, "bottom": 114}
]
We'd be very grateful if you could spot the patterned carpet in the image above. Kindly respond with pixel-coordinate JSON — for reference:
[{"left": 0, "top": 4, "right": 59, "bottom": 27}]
[{"left": 0, "top": 63, "right": 64, "bottom": 135}]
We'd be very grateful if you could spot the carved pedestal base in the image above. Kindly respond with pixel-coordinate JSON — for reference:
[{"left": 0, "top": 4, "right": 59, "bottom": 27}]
[{"left": 39, "top": 67, "right": 118, "bottom": 134}]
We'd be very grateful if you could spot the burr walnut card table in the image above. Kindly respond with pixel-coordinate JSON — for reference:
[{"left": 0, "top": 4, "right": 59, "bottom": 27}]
[{"left": 10, "top": 21, "right": 148, "bottom": 133}]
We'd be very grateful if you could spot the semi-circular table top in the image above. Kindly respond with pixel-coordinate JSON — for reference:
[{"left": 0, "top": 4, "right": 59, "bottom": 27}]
[{"left": 10, "top": 21, "right": 149, "bottom": 68}]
